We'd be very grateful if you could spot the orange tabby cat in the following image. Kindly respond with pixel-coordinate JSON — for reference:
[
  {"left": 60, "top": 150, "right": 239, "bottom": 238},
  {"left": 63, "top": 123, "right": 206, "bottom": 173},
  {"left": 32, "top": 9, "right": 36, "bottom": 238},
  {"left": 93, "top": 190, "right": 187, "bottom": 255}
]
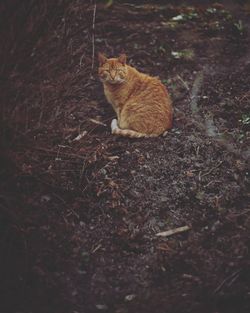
[{"left": 98, "top": 53, "right": 173, "bottom": 138}]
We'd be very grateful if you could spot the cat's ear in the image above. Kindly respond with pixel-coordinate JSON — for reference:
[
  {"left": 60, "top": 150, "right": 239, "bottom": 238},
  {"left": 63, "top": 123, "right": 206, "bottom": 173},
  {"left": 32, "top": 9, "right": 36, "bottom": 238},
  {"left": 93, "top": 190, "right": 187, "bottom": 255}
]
[
  {"left": 118, "top": 53, "right": 127, "bottom": 65},
  {"left": 98, "top": 52, "right": 107, "bottom": 66}
]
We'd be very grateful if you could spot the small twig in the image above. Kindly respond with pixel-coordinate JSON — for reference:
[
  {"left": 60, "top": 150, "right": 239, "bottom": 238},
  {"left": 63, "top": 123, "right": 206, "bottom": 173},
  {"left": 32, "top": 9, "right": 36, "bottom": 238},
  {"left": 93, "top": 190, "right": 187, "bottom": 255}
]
[
  {"left": 156, "top": 225, "right": 191, "bottom": 237},
  {"left": 213, "top": 270, "right": 241, "bottom": 294},
  {"left": 80, "top": 52, "right": 86, "bottom": 68},
  {"left": 55, "top": 145, "right": 61, "bottom": 161},
  {"left": 92, "top": 243, "right": 102, "bottom": 253},
  {"left": 53, "top": 192, "right": 79, "bottom": 219},
  {"left": 86, "top": 115, "right": 115, "bottom": 137},
  {"left": 34, "top": 147, "right": 85, "bottom": 159},
  {"left": 177, "top": 74, "right": 190, "bottom": 93},
  {"left": 91, "top": 1, "right": 97, "bottom": 72},
  {"left": 89, "top": 118, "right": 107, "bottom": 127},
  {"left": 230, "top": 209, "right": 250, "bottom": 217},
  {"left": 73, "top": 130, "right": 87, "bottom": 141},
  {"left": 200, "top": 161, "right": 223, "bottom": 178}
]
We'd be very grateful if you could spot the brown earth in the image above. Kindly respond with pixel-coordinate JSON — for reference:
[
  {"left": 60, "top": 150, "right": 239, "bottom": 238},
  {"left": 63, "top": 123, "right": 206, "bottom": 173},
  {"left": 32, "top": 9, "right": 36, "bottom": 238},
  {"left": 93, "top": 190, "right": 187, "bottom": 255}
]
[{"left": 0, "top": 1, "right": 250, "bottom": 313}]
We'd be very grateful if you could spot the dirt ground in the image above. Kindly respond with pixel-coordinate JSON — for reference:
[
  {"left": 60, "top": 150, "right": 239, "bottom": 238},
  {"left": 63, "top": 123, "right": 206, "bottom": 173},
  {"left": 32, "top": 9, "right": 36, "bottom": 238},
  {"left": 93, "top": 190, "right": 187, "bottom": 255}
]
[{"left": 1, "top": 1, "right": 250, "bottom": 313}]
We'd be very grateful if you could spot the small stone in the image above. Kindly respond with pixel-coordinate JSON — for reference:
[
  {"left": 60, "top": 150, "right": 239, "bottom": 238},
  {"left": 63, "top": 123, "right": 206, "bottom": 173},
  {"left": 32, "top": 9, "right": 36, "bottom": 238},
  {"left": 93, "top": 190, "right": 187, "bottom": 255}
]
[
  {"left": 160, "top": 195, "right": 168, "bottom": 202},
  {"left": 211, "top": 220, "right": 220, "bottom": 232},
  {"left": 99, "top": 168, "right": 107, "bottom": 175},
  {"left": 96, "top": 304, "right": 108, "bottom": 310},
  {"left": 125, "top": 294, "right": 136, "bottom": 302},
  {"left": 129, "top": 190, "right": 141, "bottom": 199},
  {"left": 40, "top": 195, "right": 51, "bottom": 203},
  {"left": 72, "top": 290, "right": 78, "bottom": 296}
]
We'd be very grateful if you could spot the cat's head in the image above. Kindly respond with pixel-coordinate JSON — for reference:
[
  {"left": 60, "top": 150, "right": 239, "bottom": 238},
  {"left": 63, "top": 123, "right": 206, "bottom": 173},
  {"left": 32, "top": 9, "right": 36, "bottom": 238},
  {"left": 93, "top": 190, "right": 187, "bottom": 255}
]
[{"left": 98, "top": 53, "right": 128, "bottom": 85}]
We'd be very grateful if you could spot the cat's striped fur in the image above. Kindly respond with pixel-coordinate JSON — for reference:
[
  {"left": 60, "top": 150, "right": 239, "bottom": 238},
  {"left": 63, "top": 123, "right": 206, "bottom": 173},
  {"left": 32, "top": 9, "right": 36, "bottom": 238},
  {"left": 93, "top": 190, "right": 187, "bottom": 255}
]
[{"left": 98, "top": 53, "right": 173, "bottom": 138}]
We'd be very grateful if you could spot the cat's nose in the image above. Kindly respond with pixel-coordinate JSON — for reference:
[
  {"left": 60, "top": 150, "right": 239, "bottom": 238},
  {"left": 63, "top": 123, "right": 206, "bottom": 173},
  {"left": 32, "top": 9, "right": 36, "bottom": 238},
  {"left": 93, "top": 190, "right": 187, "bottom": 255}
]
[{"left": 110, "top": 71, "right": 116, "bottom": 80}]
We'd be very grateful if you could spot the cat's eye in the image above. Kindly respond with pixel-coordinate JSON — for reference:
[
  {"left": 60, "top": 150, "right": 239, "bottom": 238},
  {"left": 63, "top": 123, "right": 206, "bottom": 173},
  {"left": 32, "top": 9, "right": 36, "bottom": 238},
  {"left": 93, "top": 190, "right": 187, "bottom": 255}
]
[
  {"left": 103, "top": 70, "right": 110, "bottom": 75},
  {"left": 100, "top": 72, "right": 108, "bottom": 79}
]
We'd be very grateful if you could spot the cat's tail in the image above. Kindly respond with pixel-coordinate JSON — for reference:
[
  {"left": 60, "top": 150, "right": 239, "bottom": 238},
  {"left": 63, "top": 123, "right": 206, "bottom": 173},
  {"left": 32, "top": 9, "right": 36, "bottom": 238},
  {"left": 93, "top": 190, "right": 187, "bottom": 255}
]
[{"left": 112, "top": 127, "right": 157, "bottom": 138}]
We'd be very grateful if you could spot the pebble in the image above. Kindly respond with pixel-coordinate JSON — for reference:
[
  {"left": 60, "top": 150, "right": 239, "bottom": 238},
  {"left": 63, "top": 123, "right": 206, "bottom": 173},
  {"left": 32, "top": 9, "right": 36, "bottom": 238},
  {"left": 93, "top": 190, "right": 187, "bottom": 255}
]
[
  {"left": 40, "top": 195, "right": 51, "bottom": 203},
  {"left": 125, "top": 294, "right": 136, "bottom": 302},
  {"left": 211, "top": 220, "right": 221, "bottom": 232},
  {"left": 96, "top": 304, "right": 108, "bottom": 310}
]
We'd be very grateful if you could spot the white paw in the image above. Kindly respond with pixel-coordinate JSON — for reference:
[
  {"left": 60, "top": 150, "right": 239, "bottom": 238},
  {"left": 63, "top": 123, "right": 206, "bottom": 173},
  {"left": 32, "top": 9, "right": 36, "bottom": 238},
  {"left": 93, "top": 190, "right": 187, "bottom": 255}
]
[{"left": 111, "top": 119, "right": 118, "bottom": 131}]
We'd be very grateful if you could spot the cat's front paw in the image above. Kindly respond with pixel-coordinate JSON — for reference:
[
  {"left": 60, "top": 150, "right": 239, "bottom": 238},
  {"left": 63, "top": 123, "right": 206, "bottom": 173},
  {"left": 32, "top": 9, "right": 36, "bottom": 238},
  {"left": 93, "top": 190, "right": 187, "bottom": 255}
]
[{"left": 111, "top": 119, "right": 118, "bottom": 132}]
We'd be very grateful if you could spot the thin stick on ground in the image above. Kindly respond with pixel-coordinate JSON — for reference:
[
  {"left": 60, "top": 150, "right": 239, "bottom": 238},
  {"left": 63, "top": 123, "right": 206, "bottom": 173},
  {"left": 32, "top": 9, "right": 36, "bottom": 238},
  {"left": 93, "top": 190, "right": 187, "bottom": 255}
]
[
  {"left": 213, "top": 270, "right": 241, "bottom": 294},
  {"left": 177, "top": 74, "right": 190, "bottom": 93},
  {"left": 91, "top": 1, "right": 97, "bottom": 72},
  {"left": 200, "top": 160, "right": 223, "bottom": 178},
  {"left": 156, "top": 225, "right": 191, "bottom": 237}
]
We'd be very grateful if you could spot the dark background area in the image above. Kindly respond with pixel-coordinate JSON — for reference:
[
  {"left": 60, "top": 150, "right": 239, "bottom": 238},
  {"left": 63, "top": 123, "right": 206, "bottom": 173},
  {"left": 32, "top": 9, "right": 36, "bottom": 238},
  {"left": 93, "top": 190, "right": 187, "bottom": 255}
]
[{"left": 0, "top": 1, "right": 250, "bottom": 313}]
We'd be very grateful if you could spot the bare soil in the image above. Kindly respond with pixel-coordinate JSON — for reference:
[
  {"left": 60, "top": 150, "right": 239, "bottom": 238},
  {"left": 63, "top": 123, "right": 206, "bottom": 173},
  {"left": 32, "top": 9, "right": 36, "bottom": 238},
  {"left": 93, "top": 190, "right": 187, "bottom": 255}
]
[{"left": 0, "top": 1, "right": 250, "bottom": 313}]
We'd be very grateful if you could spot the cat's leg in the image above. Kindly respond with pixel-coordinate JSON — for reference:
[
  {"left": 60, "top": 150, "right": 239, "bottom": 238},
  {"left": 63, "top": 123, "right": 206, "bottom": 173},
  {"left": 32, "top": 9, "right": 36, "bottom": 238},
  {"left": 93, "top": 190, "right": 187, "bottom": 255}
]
[{"left": 111, "top": 113, "right": 155, "bottom": 138}]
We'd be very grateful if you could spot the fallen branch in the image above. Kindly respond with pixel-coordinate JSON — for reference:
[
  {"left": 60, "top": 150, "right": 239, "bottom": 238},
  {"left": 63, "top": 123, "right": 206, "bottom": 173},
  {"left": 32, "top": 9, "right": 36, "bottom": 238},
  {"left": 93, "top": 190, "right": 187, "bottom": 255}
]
[{"left": 156, "top": 225, "right": 191, "bottom": 237}]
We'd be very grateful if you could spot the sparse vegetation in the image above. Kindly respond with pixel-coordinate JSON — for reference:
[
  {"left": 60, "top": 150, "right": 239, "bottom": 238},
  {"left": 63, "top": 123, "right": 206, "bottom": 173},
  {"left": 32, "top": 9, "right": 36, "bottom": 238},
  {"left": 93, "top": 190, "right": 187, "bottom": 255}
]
[
  {"left": 240, "top": 114, "right": 250, "bottom": 125},
  {"left": 234, "top": 19, "right": 245, "bottom": 34},
  {"left": 171, "top": 11, "right": 198, "bottom": 22},
  {"left": 171, "top": 49, "right": 195, "bottom": 60}
]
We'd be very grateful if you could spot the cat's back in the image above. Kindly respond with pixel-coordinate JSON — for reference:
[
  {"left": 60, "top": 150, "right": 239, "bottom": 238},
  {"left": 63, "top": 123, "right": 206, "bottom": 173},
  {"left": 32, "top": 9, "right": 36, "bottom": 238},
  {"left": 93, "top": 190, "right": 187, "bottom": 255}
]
[{"left": 128, "top": 67, "right": 171, "bottom": 106}]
